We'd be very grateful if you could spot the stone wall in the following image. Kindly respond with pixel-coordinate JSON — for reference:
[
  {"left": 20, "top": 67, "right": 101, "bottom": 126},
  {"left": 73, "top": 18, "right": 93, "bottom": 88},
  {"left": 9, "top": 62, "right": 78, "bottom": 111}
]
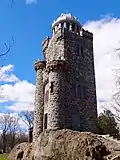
[
  {"left": 63, "top": 29, "right": 98, "bottom": 132},
  {"left": 44, "top": 29, "right": 65, "bottom": 61}
]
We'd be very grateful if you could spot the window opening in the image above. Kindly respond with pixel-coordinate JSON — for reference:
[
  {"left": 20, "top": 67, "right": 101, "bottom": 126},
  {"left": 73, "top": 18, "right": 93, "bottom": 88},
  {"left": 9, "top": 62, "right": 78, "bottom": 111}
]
[
  {"left": 72, "top": 84, "right": 76, "bottom": 98},
  {"left": 76, "top": 44, "right": 80, "bottom": 55},
  {"left": 66, "top": 23, "right": 70, "bottom": 30},
  {"left": 77, "top": 26, "right": 79, "bottom": 33},
  {"left": 50, "top": 82, "right": 54, "bottom": 93},
  {"left": 61, "top": 22, "right": 64, "bottom": 28},
  {"left": 77, "top": 85, "right": 81, "bottom": 98},
  {"left": 72, "top": 23, "right": 75, "bottom": 31},
  {"left": 81, "top": 45, "right": 84, "bottom": 57},
  {"left": 44, "top": 113, "right": 48, "bottom": 129},
  {"left": 76, "top": 85, "right": 86, "bottom": 99},
  {"left": 75, "top": 44, "right": 84, "bottom": 57},
  {"left": 83, "top": 85, "right": 86, "bottom": 98}
]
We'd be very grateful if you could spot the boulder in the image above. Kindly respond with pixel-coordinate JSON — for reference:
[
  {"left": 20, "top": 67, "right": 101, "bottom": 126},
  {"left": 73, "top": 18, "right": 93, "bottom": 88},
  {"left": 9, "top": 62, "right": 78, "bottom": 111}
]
[{"left": 8, "top": 129, "right": 120, "bottom": 160}]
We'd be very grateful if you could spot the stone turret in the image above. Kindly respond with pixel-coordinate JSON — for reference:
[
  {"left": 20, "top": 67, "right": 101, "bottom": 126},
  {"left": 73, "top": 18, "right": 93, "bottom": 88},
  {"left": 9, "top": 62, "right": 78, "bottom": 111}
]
[
  {"left": 33, "top": 60, "right": 45, "bottom": 142},
  {"left": 33, "top": 13, "right": 98, "bottom": 142},
  {"left": 45, "top": 60, "right": 69, "bottom": 130}
]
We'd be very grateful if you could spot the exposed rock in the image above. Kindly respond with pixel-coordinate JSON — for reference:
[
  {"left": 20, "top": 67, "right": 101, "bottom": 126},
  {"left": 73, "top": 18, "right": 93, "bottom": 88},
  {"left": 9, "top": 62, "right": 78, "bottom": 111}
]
[{"left": 8, "top": 130, "right": 120, "bottom": 160}]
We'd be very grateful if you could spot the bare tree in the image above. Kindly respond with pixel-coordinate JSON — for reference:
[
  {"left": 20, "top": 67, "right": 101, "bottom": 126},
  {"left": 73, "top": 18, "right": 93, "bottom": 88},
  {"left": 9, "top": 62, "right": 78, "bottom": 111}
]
[
  {"left": 109, "top": 69, "right": 120, "bottom": 123},
  {"left": 0, "top": 113, "right": 19, "bottom": 152},
  {"left": 19, "top": 111, "right": 34, "bottom": 142},
  {"left": 19, "top": 111, "right": 34, "bottom": 128},
  {"left": 0, "top": 37, "right": 14, "bottom": 58},
  {"left": 8, "top": 116, "right": 20, "bottom": 149},
  {"left": 0, "top": 113, "right": 12, "bottom": 152},
  {"left": 15, "top": 130, "right": 28, "bottom": 144}
]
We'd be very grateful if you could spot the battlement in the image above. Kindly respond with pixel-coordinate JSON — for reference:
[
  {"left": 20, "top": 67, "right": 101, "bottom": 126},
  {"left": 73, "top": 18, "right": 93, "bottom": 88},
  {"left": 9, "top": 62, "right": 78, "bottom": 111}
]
[
  {"left": 82, "top": 29, "right": 93, "bottom": 40},
  {"left": 34, "top": 60, "right": 46, "bottom": 71},
  {"left": 52, "top": 24, "right": 93, "bottom": 41},
  {"left": 46, "top": 60, "right": 68, "bottom": 72}
]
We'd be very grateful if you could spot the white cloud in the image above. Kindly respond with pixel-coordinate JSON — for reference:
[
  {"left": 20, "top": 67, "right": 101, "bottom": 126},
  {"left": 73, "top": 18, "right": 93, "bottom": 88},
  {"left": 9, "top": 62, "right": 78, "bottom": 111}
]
[
  {"left": 0, "top": 81, "right": 35, "bottom": 103},
  {"left": 0, "top": 64, "right": 35, "bottom": 112},
  {"left": 0, "top": 64, "right": 19, "bottom": 82},
  {"left": 0, "top": 81, "right": 35, "bottom": 112},
  {"left": 84, "top": 16, "right": 120, "bottom": 113},
  {"left": 25, "top": 0, "right": 37, "bottom": 4}
]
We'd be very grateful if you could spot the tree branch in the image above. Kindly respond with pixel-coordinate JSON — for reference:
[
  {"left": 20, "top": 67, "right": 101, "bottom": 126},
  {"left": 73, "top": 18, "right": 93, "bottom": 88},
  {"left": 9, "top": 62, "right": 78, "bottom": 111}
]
[{"left": 0, "top": 37, "right": 15, "bottom": 58}]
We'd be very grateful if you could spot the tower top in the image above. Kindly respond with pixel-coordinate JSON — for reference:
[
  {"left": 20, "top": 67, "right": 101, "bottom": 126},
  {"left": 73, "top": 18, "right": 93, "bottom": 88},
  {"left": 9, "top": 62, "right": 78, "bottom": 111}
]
[{"left": 52, "top": 13, "right": 82, "bottom": 29}]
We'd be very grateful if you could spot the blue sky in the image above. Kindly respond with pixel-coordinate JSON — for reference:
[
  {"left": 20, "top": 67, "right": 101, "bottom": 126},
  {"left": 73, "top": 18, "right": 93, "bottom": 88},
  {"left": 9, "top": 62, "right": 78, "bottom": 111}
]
[
  {"left": 0, "top": 0, "right": 119, "bottom": 83},
  {"left": 1, "top": 0, "right": 120, "bottom": 116}
]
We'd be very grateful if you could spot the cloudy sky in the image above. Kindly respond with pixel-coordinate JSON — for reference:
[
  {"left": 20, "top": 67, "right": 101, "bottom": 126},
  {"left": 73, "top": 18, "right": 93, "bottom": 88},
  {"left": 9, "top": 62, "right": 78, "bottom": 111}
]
[{"left": 0, "top": 0, "right": 120, "bottom": 117}]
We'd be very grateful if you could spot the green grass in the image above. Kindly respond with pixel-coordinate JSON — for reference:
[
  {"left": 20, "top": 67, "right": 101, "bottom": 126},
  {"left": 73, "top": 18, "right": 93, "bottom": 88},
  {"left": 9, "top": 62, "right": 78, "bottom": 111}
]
[{"left": 0, "top": 154, "right": 8, "bottom": 160}]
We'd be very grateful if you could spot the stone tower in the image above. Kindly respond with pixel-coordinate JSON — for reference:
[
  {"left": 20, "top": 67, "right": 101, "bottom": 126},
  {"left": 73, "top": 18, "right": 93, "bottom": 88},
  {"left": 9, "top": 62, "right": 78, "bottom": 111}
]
[{"left": 33, "top": 13, "right": 98, "bottom": 142}]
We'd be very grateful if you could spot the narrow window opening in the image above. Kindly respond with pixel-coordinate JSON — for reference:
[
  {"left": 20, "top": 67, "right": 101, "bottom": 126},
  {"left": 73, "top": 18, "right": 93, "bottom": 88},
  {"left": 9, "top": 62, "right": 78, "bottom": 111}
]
[
  {"left": 44, "top": 113, "right": 48, "bottom": 129},
  {"left": 50, "top": 82, "right": 54, "bottom": 93},
  {"left": 80, "top": 85, "right": 84, "bottom": 99},
  {"left": 81, "top": 45, "right": 84, "bottom": 57},
  {"left": 75, "top": 44, "right": 84, "bottom": 57},
  {"left": 83, "top": 85, "right": 86, "bottom": 98},
  {"left": 72, "top": 23, "right": 75, "bottom": 31},
  {"left": 72, "top": 84, "right": 86, "bottom": 99},
  {"left": 66, "top": 23, "right": 70, "bottom": 30},
  {"left": 76, "top": 44, "right": 80, "bottom": 55},
  {"left": 76, "top": 84, "right": 86, "bottom": 99},
  {"left": 61, "top": 22, "right": 64, "bottom": 28},
  {"left": 77, "top": 85, "right": 81, "bottom": 98},
  {"left": 72, "top": 84, "right": 76, "bottom": 98},
  {"left": 77, "top": 26, "right": 79, "bottom": 33}
]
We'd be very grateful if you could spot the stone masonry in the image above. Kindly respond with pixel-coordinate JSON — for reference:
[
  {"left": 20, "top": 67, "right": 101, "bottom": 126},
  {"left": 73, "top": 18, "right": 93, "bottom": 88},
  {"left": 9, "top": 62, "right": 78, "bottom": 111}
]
[{"left": 33, "top": 13, "right": 98, "bottom": 142}]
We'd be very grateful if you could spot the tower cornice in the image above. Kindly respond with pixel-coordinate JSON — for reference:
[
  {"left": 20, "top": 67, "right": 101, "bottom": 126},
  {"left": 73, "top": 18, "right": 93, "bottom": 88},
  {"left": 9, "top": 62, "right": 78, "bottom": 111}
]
[
  {"left": 34, "top": 60, "right": 46, "bottom": 71},
  {"left": 46, "top": 60, "right": 68, "bottom": 72}
]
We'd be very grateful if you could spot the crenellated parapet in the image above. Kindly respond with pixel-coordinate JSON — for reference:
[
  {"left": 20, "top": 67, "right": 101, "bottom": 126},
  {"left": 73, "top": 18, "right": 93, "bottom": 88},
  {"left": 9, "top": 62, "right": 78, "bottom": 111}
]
[
  {"left": 52, "top": 13, "right": 82, "bottom": 36},
  {"left": 81, "top": 29, "right": 93, "bottom": 40},
  {"left": 46, "top": 60, "right": 68, "bottom": 73},
  {"left": 34, "top": 60, "right": 46, "bottom": 71}
]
